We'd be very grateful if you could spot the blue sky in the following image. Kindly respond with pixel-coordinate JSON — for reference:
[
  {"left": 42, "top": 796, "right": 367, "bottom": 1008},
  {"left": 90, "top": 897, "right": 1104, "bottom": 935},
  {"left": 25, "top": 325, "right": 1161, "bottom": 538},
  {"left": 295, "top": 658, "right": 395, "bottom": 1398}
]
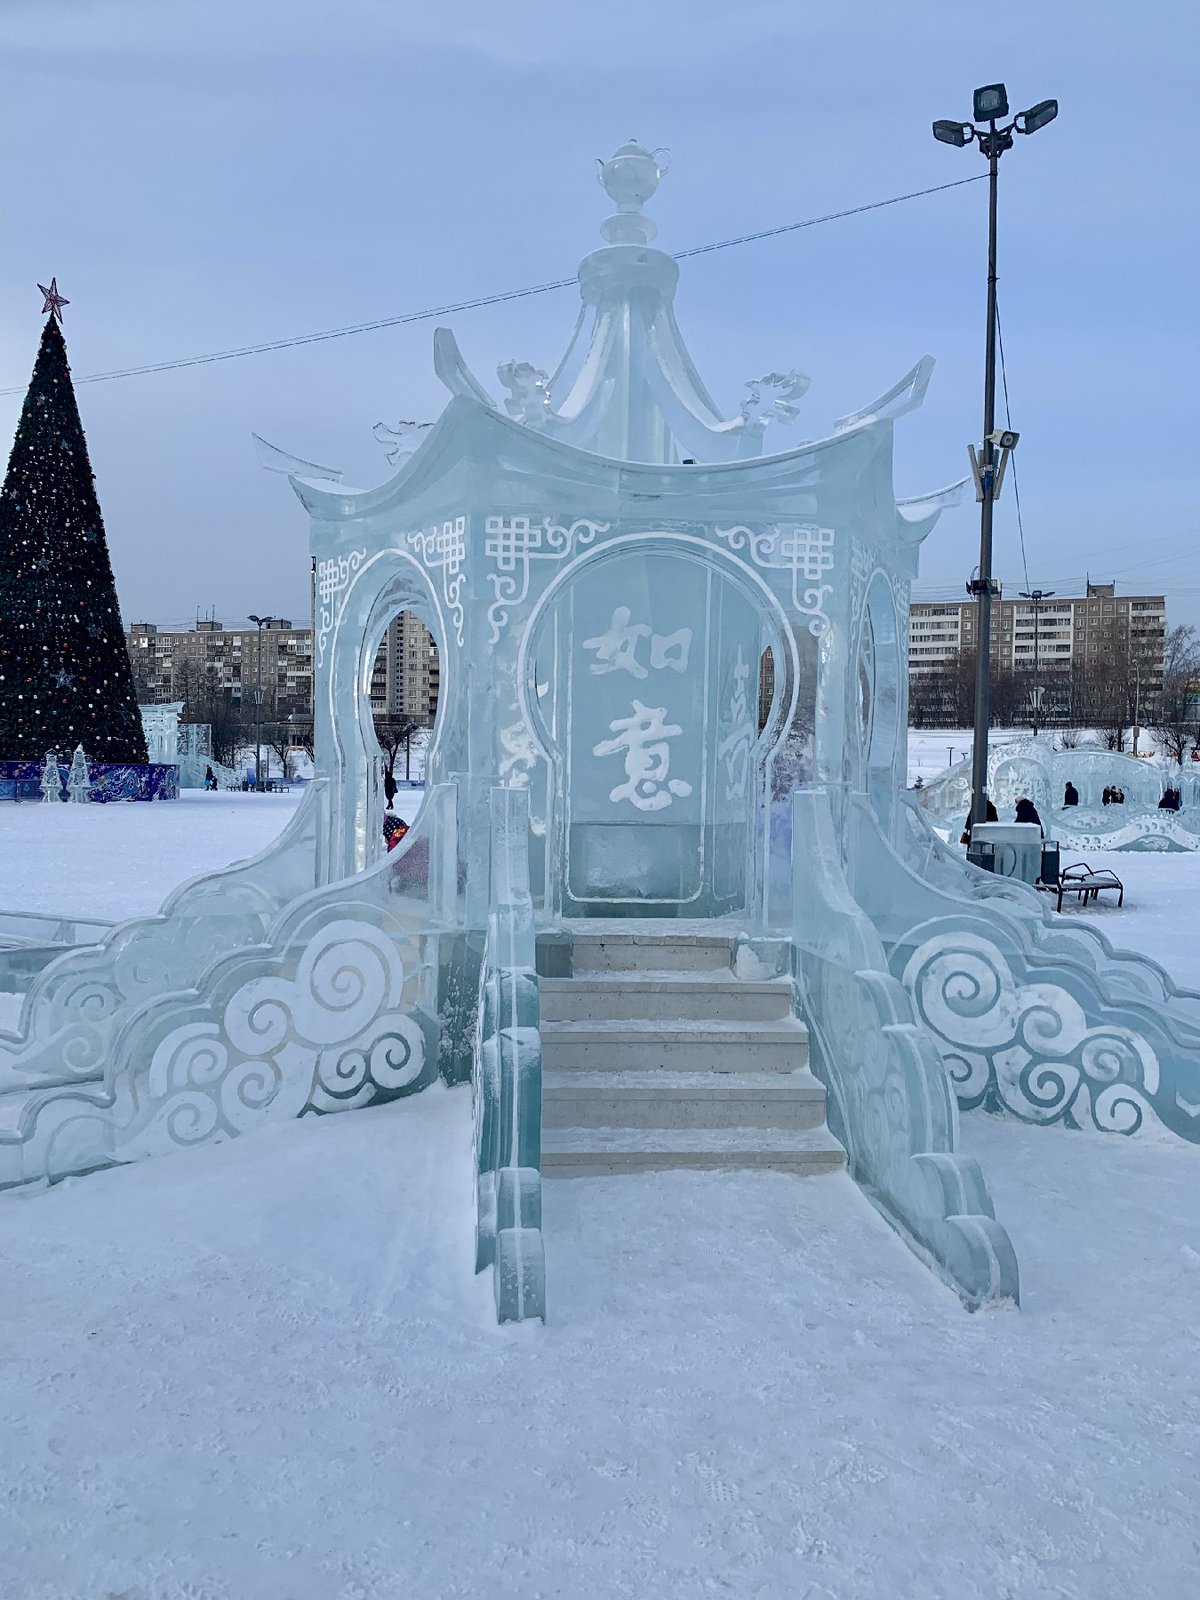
[{"left": 2, "top": 0, "right": 1196, "bottom": 630}]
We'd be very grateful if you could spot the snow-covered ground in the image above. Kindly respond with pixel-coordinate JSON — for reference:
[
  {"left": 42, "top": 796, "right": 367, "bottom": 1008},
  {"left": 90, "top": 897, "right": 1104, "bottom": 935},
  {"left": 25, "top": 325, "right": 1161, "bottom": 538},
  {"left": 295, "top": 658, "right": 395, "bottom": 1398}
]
[
  {"left": 2, "top": 1088, "right": 1198, "bottom": 1600},
  {"left": 3, "top": 774, "right": 1200, "bottom": 1597},
  {"left": 0, "top": 789, "right": 304, "bottom": 923}
]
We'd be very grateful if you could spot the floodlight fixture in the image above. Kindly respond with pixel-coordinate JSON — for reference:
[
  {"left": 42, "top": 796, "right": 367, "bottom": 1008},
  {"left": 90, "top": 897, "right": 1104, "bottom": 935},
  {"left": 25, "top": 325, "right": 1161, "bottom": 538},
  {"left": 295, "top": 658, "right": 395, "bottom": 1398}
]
[
  {"left": 973, "top": 83, "right": 1009, "bottom": 122},
  {"left": 932, "top": 119, "right": 972, "bottom": 148},
  {"left": 1018, "top": 99, "right": 1058, "bottom": 135}
]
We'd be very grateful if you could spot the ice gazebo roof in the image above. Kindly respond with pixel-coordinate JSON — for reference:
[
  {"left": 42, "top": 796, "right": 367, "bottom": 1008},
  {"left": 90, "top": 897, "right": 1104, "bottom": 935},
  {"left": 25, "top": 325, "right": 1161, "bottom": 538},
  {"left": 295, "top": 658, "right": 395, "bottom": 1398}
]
[
  {"left": 429, "top": 139, "right": 949, "bottom": 473},
  {"left": 263, "top": 141, "right": 966, "bottom": 892}
]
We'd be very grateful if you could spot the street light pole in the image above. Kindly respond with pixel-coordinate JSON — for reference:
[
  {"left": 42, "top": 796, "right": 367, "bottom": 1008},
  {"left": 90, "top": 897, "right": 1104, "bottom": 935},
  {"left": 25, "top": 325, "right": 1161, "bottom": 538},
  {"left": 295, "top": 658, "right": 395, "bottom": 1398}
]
[
  {"left": 247, "top": 614, "right": 277, "bottom": 790},
  {"left": 1019, "top": 587, "right": 1055, "bottom": 736},
  {"left": 933, "top": 85, "right": 1058, "bottom": 833}
]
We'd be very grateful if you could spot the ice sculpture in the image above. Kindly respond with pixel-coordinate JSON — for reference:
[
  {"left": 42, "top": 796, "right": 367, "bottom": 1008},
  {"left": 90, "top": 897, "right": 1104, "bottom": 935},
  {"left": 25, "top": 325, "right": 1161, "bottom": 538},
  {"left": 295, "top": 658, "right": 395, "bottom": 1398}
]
[
  {"left": 67, "top": 745, "right": 91, "bottom": 804},
  {"left": 18, "top": 141, "right": 1192, "bottom": 1328},
  {"left": 917, "top": 736, "right": 1200, "bottom": 852},
  {"left": 39, "top": 752, "right": 61, "bottom": 803}
]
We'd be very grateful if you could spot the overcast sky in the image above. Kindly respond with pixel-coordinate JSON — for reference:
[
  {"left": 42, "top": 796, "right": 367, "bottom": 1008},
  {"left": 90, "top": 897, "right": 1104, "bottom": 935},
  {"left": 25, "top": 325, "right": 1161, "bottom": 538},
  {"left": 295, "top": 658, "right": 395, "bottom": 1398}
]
[{"left": 3, "top": 0, "right": 1196, "bottom": 632}]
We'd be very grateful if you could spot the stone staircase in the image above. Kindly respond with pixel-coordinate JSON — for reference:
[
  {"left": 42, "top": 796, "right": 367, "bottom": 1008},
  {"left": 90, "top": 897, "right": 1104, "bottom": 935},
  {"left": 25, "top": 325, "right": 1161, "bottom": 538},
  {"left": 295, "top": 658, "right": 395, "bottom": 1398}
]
[{"left": 539, "top": 929, "right": 845, "bottom": 1177}]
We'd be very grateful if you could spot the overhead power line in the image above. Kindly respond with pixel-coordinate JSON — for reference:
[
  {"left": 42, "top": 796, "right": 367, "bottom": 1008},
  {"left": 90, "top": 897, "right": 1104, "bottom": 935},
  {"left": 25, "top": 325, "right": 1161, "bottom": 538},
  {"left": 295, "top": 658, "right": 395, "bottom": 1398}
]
[{"left": 0, "top": 175, "right": 984, "bottom": 395}]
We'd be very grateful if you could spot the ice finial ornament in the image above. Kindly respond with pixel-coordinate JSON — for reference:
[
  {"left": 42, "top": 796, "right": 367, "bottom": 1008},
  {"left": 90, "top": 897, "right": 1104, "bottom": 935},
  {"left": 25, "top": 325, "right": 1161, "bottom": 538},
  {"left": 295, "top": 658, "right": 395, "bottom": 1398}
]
[{"left": 595, "top": 140, "right": 670, "bottom": 245}]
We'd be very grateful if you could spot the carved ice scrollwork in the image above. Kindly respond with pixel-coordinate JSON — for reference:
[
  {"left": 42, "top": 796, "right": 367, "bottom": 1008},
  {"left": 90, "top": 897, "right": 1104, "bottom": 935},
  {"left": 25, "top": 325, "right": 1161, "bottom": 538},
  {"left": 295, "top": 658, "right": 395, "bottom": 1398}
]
[
  {"left": 315, "top": 548, "right": 367, "bottom": 669},
  {"left": 483, "top": 515, "right": 611, "bottom": 644},
  {"left": 902, "top": 930, "right": 1162, "bottom": 1136},
  {"left": 116, "top": 920, "right": 432, "bottom": 1163},
  {"left": 407, "top": 518, "right": 467, "bottom": 649},
  {"left": 716, "top": 645, "right": 754, "bottom": 802},
  {"left": 715, "top": 522, "right": 836, "bottom": 636}
]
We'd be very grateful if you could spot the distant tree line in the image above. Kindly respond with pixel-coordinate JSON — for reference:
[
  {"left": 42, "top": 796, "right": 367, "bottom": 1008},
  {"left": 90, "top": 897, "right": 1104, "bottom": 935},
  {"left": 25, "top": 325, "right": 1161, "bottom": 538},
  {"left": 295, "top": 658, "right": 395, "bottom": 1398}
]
[{"left": 910, "top": 622, "right": 1200, "bottom": 758}]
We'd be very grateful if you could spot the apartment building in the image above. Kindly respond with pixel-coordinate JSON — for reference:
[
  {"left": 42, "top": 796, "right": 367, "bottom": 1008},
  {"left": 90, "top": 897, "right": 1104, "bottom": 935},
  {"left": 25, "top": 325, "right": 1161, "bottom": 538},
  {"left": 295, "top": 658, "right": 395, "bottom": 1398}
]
[
  {"left": 370, "top": 612, "right": 441, "bottom": 722},
  {"left": 909, "top": 582, "right": 1167, "bottom": 685},
  {"left": 126, "top": 618, "right": 314, "bottom": 716},
  {"left": 127, "top": 610, "right": 440, "bottom": 723}
]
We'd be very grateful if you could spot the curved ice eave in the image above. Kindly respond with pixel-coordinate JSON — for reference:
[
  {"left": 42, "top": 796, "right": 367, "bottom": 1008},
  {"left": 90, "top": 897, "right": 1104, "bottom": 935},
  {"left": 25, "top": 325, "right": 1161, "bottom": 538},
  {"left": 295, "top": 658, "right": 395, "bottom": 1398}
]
[
  {"left": 835, "top": 357, "right": 935, "bottom": 434},
  {"left": 895, "top": 476, "right": 971, "bottom": 548},
  {"left": 433, "top": 326, "right": 499, "bottom": 410},
  {"left": 287, "top": 395, "right": 475, "bottom": 517},
  {"left": 290, "top": 391, "right": 893, "bottom": 526}
]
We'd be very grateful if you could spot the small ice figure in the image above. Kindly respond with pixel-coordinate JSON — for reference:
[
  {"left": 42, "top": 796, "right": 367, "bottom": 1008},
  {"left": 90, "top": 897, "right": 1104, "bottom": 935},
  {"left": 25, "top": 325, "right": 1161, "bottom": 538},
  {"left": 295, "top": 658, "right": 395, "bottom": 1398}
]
[
  {"left": 372, "top": 419, "right": 432, "bottom": 466},
  {"left": 593, "top": 700, "right": 693, "bottom": 812},
  {"left": 67, "top": 744, "right": 91, "bottom": 804},
  {"left": 740, "top": 370, "right": 810, "bottom": 432},
  {"left": 39, "top": 751, "right": 62, "bottom": 803},
  {"left": 497, "top": 361, "right": 553, "bottom": 427}
]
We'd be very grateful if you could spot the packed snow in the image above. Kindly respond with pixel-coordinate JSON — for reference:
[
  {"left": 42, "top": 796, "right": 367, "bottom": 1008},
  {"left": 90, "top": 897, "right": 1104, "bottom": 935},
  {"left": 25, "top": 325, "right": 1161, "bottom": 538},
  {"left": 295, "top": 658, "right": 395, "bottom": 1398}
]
[
  {"left": 0, "top": 789, "right": 305, "bottom": 923},
  {"left": 2, "top": 779, "right": 1200, "bottom": 1597}
]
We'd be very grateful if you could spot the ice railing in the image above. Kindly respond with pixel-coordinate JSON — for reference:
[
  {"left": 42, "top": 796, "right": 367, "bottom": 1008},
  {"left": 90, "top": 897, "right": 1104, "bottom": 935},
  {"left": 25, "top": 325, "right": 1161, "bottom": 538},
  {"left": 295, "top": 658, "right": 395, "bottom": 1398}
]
[
  {"left": 473, "top": 786, "right": 546, "bottom": 1323},
  {"left": 851, "top": 793, "right": 1200, "bottom": 1142},
  {"left": 790, "top": 788, "right": 1019, "bottom": 1309},
  {"left": 0, "top": 783, "right": 459, "bottom": 1188},
  {"left": 0, "top": 781, "right": 325, "bottom": 1092}
]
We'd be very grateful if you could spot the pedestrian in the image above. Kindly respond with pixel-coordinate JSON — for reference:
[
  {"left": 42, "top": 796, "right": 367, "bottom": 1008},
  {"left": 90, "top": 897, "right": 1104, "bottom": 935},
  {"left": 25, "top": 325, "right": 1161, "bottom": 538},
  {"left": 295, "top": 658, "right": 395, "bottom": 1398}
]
[
  {"left": 204, "top": 765, "right": 217, "bottom": 792},
  {"left": 959, "top": 799, "right": 998, "bottom": 845},
  {"left": 383, "top": 812, "right": 408, "bottom": 852},
  {"left": 1063, "top": 781, "right": 1079, "bottom": 807},
  {"left": 383, "top": 767, "right": 397, "bottom": 807},
  {"left": 1015, "top": 796, "right": 1044, "bottom": 837}
]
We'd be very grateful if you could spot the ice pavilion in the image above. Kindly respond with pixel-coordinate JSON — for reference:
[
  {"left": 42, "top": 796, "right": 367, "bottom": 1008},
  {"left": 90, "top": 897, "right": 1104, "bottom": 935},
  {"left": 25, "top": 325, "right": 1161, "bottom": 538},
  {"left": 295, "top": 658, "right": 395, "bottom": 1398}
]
[{"left": 2, "top": 144, "right": 1198, "bottom": 1324}]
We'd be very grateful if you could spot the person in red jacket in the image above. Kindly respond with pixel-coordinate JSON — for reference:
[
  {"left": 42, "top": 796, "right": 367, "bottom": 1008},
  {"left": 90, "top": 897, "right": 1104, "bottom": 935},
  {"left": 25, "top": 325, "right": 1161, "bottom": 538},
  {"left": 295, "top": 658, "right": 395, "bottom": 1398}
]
[{"left": 383, "top": 813, "right": 408, "bottom": 852}]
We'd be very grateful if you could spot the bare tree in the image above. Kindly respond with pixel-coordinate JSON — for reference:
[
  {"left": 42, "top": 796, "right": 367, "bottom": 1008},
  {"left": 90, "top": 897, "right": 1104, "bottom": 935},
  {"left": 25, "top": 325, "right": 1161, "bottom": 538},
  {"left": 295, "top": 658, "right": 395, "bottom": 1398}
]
[
  {"left": 264, "top": 722, "right": 298, "bottom": 781},
  {"left": 373, "top": 712, "right": 425, "bottom": 794},
  {"left": 173, "top": 660, "right": 248, "bottom": 769},
  {"left": 1151, "top": 625, "right": 1200, "bottom": 764}
]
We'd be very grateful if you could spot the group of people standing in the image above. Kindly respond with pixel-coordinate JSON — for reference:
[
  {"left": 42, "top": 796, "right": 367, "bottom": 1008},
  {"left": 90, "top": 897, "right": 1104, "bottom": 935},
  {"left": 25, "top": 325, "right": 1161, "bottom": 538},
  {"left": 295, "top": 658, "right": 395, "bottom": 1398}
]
[{"left": 960, "top": 796, "right": 1043, "bottom": 844}]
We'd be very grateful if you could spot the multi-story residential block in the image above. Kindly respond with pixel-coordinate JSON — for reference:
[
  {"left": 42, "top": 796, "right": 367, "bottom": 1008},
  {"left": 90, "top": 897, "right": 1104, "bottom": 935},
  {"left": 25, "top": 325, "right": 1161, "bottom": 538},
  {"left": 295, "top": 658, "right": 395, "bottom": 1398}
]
[
  {"left": 909, "top": 582, "right": 1166, "bottom": 688},
  {"left": 126, "top": 618, "right": 314, "bottom": 718},
  {"left": 370, "top": 612, "right": 440, "bottom": 721},
  {"left": 127, "top": 610, "right": 440, "bottom": 724}
]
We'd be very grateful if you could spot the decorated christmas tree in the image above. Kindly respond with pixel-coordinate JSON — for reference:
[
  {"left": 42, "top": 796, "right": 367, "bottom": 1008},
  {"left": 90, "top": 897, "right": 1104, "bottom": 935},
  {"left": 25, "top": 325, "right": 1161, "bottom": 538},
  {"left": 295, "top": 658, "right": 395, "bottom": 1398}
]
[{"left": 0, "top": 282, "right": 147, "bottom": 763}]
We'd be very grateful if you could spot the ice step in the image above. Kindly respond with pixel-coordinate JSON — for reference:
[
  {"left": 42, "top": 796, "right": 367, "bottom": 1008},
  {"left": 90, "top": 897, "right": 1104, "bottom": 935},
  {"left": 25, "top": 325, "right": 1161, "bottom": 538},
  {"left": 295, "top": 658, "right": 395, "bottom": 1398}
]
[
  {"left": 540, "top": 973, "right": 792, "bottom": 1024},
  {"left": 540, "top": 1019, "right": 808, "bottom": 1074},
  {"left": 568, "top": 932, "right": 734, "bottom": 975},
  {"left": 541, "top": 1124, "right": 845, "bottom": 1177},
  {"left": 542, "top": 1067, "right": 827, "bottom": 1131}
]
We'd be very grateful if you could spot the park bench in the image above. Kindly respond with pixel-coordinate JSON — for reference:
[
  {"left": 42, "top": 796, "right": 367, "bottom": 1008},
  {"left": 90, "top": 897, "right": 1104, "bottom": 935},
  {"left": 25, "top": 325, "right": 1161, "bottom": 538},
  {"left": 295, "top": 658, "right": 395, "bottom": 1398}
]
[{"left": 1038, "top": 852, "right": 1124, "bottom": 913}]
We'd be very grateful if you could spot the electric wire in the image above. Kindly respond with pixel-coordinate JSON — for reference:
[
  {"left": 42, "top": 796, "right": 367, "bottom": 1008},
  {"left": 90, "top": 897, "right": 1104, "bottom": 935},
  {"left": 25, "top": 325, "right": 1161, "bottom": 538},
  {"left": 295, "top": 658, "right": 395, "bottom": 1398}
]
[{"left": 0, "top": 174, "right": 986, "bottom": 395}]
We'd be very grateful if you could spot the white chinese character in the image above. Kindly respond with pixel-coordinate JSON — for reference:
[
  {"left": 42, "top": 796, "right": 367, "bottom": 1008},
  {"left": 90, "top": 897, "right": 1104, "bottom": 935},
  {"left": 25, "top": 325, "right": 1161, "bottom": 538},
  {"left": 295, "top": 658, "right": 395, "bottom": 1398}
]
[
  {"left": 583, "top": 606, "right": 651, "bottom": 679},
  {"left": 593, "top": 700, "right": 693, "bottom": 813},
  {"left": 649, "top": 627, "right": 692, "bottom": 674}
]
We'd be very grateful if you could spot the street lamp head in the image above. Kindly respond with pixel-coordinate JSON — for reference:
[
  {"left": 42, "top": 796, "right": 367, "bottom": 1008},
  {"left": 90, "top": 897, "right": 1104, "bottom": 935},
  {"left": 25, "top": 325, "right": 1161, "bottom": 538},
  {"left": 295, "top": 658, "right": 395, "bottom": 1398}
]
[
  {"left": 1017, "top": 98, "right": 1058, "bottom": 135},
  {"left": 248, "top": 614, "right": 263, "bottom": 626},
  {"left": 933, "top": 119, "right": 973, "bottom": 147},
  {"left": 973, "top": 83, "right": 1009, "bottom": 122}
]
